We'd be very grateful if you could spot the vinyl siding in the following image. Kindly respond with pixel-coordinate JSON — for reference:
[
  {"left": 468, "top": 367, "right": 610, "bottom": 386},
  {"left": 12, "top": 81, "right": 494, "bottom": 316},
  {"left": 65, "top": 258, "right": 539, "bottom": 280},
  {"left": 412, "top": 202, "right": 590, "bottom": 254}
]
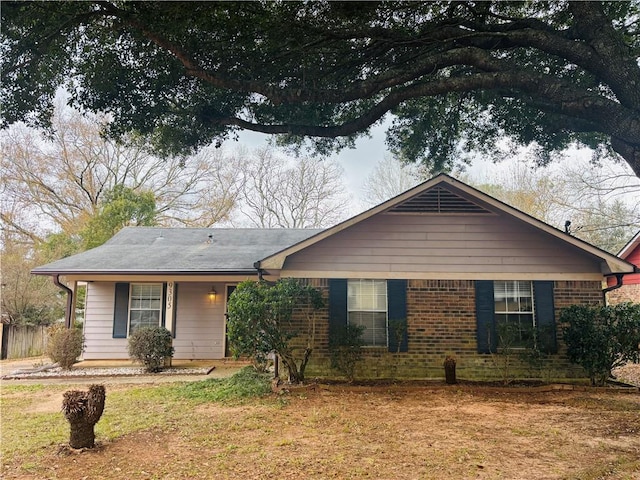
[
  {"left": 83, "top": 283, "right": 128, "bottom": 359},
  {"left": 82, "top": 282, "right": 226, "bottom": 360},
  {"left": 172, "top": 283, "right": 226, "bottom": 359},
  {"left": 283, "top": 213, "right": 601, "bottom": 275}
]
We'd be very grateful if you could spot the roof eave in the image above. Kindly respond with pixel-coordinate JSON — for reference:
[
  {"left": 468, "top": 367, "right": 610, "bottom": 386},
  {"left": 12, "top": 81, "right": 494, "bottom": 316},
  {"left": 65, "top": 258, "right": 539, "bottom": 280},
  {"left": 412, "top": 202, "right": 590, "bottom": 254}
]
[
  {"left": 31, "top": 269, "right": 258, "bottom": 277},
  {"left": 617, "top": 231, "right": 640, "bottom": 259}
]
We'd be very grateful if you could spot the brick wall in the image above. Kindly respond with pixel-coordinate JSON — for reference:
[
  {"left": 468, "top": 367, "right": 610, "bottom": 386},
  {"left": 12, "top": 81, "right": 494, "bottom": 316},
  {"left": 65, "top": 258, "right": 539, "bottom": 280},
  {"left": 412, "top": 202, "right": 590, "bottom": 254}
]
[
  {"left": 297, "top": 278, "right": 603, "bottom": 382},
  {"left": 606, "top": 284, "right": 640, "bottom": 305}
]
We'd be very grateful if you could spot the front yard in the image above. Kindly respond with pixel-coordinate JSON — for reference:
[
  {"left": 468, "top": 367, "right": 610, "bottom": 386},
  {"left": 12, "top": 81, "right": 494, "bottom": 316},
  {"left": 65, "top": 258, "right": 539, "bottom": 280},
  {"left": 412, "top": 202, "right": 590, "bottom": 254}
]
[{"left": 1, "top": 372, "right": 639, "bottom": 479}]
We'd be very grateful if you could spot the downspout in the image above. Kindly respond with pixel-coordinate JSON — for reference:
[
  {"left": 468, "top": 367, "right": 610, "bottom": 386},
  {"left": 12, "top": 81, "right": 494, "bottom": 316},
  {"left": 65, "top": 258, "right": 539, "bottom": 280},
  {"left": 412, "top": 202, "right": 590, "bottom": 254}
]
[
  {"left": 253, "top": 261, "right": 264, "bottom": 281},
  {"left": 603, "top": 272, "right": 624, "bottom": 291},
  {"left": 53, "top": 275, "right": 74, "bottom": 329},
  {"left": 602, "top": 265, "right": 640, "bottom": 302}
]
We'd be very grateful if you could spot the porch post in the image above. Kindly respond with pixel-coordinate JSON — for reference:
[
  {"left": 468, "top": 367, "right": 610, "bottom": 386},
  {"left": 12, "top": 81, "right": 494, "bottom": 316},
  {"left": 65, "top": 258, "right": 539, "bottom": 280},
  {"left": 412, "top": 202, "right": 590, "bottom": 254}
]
[{"left": 165, "top": 281, "right": 175, "bottom": 335}]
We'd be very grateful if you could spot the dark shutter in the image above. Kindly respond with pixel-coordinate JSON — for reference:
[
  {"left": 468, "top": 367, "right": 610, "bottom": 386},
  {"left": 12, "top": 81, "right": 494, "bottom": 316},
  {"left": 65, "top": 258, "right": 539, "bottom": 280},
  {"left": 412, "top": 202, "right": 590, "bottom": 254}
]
[
  {"left": 113, "top": 282, "right": 130, "bottom": 338},
  {"left": 475, "top": 280, "right": 496, "bottom": 353},
  {"left": 387, "top": 279, "right": 408, "bottom": 352},
  {"left": 533, "top": 281, "right": 557, "bottom": 354},
  {"left": 328, "top": 279, "right": 348, "bottom": 340},
  {"left": 161, "top": 282, "right": 167, "bottom": 328}
]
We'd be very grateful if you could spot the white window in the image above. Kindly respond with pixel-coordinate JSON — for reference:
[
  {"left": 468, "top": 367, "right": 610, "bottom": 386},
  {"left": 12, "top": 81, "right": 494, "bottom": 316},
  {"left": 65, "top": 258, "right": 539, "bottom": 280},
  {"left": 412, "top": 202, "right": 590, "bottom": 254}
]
[
  {"left": 494, "top": 280, "right": 534, "bottom": 348},
  {"left": 129, "top": 284, "right": 163, "bottom": 335},
  {"left": 348, "top": 279, "right": 387, "bottom": 347}
]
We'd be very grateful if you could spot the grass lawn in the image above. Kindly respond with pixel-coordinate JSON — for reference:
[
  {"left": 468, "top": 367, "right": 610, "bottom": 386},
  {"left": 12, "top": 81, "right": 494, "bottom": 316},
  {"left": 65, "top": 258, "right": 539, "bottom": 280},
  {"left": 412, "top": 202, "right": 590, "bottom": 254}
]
[{"left": 1, "top": 369, "right": 639, "bottom": 479}]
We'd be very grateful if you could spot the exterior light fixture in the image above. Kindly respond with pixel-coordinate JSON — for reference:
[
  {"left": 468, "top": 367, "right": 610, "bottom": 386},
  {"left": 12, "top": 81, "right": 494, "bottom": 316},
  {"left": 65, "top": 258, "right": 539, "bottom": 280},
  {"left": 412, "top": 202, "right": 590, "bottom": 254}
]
[{"left": 208, "top": 286, "right": 217, "bottom": 301}]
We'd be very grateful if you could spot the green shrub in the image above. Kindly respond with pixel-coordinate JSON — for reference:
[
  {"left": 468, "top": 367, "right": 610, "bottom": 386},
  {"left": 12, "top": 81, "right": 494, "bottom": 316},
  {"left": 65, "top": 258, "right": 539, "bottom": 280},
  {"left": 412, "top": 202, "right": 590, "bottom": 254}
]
[
  {"left": 329, "top": 323, "right": 365, "bottom": 381},
  {"left": 562, "top": 303, "right": 640, "bottom": 386},
  {"left": 226, "top": 278, "right": 324, "bottom": 383},
  {"left": 127, "top": 326, "right": 174, "bottom": 372},
  {"left": 46, "top": 323, "right": 84, "bottom": 370}
]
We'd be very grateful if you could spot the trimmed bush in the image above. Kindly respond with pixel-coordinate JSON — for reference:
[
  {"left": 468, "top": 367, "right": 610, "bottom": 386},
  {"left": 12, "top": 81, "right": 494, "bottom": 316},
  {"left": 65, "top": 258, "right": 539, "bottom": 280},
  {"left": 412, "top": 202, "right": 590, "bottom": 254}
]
[
  {"left": 562, "top": 303, "right": 640, "bottom": 386},
  {"left": 127, "top": 326, "right": 174, "bottom": 372},
  {"left": 46, "top": 323, "right": 84, "bottom": 370},
  {"left": 329, "top": 323, "right": 365, "bottom": 382}
]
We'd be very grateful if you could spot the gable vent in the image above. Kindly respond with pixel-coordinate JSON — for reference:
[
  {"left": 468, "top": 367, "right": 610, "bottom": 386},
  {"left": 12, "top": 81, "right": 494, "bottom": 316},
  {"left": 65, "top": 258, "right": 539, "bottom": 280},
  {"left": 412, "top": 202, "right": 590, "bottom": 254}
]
[{"left": 388, "top": 186, "right": 491, "bottom": 214}]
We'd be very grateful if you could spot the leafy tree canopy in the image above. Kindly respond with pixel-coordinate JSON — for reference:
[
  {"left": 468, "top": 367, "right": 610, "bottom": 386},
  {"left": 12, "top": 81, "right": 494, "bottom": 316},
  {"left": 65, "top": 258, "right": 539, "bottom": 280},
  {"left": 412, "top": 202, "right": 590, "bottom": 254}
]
[
  {"left": 2, "top": 1, "right": 639, "bottom": 176},
  {"left": 81, "top": 184, "right": 157, "bottom": 249}
]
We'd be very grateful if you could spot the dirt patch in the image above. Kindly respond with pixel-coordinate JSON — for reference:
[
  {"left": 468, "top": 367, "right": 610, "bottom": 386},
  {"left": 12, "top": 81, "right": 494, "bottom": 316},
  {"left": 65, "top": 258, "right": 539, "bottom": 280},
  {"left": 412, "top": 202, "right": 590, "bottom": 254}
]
[{"left": 4, "top": 383, "right": 640, "bottom": 480}]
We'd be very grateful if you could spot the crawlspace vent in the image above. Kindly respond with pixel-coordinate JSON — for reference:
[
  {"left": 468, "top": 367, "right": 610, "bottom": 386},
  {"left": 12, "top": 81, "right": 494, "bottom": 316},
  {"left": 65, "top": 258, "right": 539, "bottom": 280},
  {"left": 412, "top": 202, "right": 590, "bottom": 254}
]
[{"left": 389, "top": 186, "right": 491, "bottom": 214}]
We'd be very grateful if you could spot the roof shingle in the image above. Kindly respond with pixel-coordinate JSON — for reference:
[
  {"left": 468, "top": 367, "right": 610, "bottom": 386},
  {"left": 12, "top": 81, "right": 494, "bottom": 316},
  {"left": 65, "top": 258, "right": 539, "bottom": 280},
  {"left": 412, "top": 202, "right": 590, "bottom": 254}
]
[{"left": 32, "top": 227, "right": 323, "bottom": 275}]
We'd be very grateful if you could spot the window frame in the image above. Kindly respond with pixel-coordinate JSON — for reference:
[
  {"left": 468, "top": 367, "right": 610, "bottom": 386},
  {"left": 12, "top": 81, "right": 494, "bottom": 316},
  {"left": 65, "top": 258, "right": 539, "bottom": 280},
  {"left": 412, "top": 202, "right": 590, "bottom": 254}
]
[
  {"left": 347, "top": 279, "right": 388, "bottom": 348},
  {"left": 493, "top": 280, "right": 536, "bottom": 349},
  {"left": 127, "top": 283, "right": 164, "bottom": 336}
]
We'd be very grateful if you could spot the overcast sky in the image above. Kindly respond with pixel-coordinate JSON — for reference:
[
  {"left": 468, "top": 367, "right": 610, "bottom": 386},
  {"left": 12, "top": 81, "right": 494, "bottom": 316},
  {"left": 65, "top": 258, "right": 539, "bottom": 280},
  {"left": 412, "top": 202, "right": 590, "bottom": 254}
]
[
  {"left": 237, "top": 124, "right": 640, "bottom": 226},
  {"left": 238, "top": 123, "right": 389, "bottom": 204}
]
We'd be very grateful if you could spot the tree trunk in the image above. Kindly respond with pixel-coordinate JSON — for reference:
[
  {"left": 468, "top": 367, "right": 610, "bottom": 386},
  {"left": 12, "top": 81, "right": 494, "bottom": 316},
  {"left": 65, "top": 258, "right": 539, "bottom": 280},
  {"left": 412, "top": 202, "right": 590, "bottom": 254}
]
[
  {"left": 62, "top": 385, "right": 106, "bottom": 449},
  {"left": 297, "top": 348, "right": 312, "bottom": 383},
  {"left": 68, "top": 422, "right": 96, "bottom": 449},
  {"left": 280, "top": 353, "right": 303, "bottom": 384}
]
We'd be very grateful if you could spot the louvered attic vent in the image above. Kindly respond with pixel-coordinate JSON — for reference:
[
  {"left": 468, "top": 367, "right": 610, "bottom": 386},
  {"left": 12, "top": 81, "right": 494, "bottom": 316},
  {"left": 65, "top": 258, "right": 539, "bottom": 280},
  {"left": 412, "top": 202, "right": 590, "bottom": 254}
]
[{"left": 388, "top": 186, "right": 491, "bottom": 214}]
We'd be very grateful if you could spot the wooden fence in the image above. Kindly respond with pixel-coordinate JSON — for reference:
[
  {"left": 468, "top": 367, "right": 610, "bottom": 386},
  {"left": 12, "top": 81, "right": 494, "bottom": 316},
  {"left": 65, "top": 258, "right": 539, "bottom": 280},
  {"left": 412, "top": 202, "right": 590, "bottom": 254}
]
[{"left": 0, "top": 324, "right": 49, "bottom": 359}]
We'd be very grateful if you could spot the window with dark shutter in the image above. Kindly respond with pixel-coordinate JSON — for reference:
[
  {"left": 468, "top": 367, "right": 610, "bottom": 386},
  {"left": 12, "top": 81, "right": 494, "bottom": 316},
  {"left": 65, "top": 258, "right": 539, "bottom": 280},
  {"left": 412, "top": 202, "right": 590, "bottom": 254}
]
[{"left": 475, "top": 280, "right": 557, "bottom": 354}]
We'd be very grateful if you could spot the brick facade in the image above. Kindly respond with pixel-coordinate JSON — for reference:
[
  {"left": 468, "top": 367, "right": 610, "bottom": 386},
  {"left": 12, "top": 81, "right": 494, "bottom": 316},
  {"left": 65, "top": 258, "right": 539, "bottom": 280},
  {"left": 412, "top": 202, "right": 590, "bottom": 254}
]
[
  {"left": 301, "top": 278, "right": 603, "bottom": 381},
  {"left": 606, "top": 284, "right": 640, "bottom": 304}
]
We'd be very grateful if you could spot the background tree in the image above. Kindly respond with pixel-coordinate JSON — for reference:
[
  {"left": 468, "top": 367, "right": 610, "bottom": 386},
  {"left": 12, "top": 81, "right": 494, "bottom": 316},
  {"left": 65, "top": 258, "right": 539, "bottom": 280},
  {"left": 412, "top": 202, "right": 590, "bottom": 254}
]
[
  {"left": 2, "top": 2, "right": 639, "bottom": 176},
  {"left": 360, "top": 155, "right": 424, "bottom": 208},
  {"left": 226, "top": 278, "right": 324, "bottom": 383},
  {"left": 0, "top": 104, "right": 244, "bottom": 325},
  {"left": 0, "top": 104, "right": 242, "bottom": 247},
  {"left": 0, "top": 240, "right": 64, "bottom": 325},
  {"left": 469, "top": 160, "right": 566, "bottom": 226},
  {"left": 81, "top": 185, "right": 157, "bottom": 249},
  {"left": 239, "top": 147, "right": 349, "bottom": 228},
  {"left": 467, "top": 156, "right": 639, "bottom": 253}
]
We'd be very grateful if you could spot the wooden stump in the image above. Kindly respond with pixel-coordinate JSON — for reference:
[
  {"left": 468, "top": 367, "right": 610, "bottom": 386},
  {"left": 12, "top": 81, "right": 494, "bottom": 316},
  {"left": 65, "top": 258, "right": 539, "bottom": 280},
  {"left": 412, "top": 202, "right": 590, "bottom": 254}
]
[
  {"left": 61, "top": 385, "right": 106, "bottom": 449},
  {"left": 444, "top": 356, "right": 457, "bottom": 385}
]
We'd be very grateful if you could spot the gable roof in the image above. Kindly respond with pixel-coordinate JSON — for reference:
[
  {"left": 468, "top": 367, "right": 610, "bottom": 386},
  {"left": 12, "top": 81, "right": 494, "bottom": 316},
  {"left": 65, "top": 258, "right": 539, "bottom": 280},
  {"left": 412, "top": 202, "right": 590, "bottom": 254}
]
[
  {"left": 32, "top": 227, "right": 323, "bottom": 276},
  {"left": 32, "top": 174, "right": 635, "bottom": 278},
  {"left": 618, "top": 231, "right": 640, "bottom": 260},
  {"left": 257, "top": 173, "right": 635, "bottom": 276}
]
